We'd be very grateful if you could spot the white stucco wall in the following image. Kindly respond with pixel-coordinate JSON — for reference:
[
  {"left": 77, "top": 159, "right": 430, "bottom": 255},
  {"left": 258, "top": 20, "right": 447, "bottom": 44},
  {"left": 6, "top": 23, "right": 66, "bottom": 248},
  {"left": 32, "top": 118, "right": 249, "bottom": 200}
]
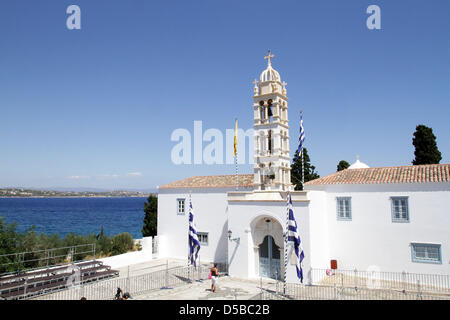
[
  {"left": 307, "top": 190, "right": 330, "bottom": 269},
  {"left": 158, "top": 180, "right": 449, "bottom": 281},
  {"left": 227, "top": 199, "right": 311, "bottom": 284},
  {"left": 306, "top": 182, "right": 450, "bottom": 274},
  {"left": 157, "top": 187, "right": 250, "bottom": 264},
  {"left": 141, "top": 236, "right": 153, "bottom": 252}
]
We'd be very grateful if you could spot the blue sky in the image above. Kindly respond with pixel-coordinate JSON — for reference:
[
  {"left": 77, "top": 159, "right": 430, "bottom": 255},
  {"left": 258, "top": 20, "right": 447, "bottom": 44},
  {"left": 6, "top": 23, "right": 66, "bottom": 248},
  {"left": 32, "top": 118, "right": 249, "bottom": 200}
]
[{"left": 0, "top": 0, "right": 449, "bottom": 190}]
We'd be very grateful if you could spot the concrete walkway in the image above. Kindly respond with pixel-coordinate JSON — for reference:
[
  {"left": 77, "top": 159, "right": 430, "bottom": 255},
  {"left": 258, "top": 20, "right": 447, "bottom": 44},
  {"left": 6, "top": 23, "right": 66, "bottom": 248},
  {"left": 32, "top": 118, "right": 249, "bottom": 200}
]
[
  {"left": 101, "top": 257, "right": 281, "bottom": 300},
  {"left": 132, "top": 276, "right": 279, "bottom": 300},
  {"left": 109, "top": 257, "right": 280, "bottom": 300}
]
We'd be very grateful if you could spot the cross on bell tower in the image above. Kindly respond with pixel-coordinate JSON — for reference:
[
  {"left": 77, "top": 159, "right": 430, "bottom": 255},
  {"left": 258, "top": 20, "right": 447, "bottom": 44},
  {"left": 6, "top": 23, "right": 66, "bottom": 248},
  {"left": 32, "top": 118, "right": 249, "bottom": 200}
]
[
  {"left": 264, "top": 50, "right": 274, "bottom": 66},
  {"left": 252, "top": 51, "right": 291, "bottom": 191}
]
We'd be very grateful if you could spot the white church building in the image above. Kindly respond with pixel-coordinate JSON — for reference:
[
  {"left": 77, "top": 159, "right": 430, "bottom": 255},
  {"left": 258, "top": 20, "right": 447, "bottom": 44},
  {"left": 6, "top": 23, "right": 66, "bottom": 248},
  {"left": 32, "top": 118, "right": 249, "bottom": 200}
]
[{"left": 157, "top": 53, "right": 450, "bottom": 284}]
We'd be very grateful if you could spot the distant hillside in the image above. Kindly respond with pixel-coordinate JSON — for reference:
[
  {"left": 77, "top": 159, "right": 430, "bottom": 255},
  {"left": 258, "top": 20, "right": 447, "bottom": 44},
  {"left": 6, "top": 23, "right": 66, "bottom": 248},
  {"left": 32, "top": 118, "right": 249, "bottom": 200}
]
[{"left": 0, "top": 188, "right": 151, "bottom": 198}]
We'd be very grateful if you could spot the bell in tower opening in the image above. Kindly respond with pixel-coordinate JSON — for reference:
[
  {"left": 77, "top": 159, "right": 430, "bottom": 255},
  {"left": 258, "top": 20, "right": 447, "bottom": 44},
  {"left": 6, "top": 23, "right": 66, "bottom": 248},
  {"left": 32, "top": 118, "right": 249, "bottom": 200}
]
[
  {"left": 268, "top": 130, "right": 272, "bottom": 154},
  {"left": 268, "top": 99, "right": 273, "bottom": 119}
]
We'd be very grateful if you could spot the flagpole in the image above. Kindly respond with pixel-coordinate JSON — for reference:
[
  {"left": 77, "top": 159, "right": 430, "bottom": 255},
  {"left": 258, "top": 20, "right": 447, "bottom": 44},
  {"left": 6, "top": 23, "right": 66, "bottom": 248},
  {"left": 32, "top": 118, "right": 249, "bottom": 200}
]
[
  {"left": 302, "top": 148, "right": 305, "bottom": 188},
  {"left": 283, "top": 193, "right": 289, "bottom": 296},
  {"left": 234, "top": 118, "right": 238, "bottom": 191},
  {"left": 188, "top": 192, "right": 191, "bottom": 280},
  {"left": 235, "top": 153, "right": 238, "bottom": 191},
  {"left": 301, "top": 110, "right": 305, "bottom": 190}
]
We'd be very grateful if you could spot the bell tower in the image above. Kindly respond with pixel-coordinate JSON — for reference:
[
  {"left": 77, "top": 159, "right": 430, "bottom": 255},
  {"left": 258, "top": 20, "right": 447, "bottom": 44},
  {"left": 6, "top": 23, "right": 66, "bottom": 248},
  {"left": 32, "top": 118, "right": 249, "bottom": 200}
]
[{"left": 253, "top": 51, "right": 291, "bottom": 191}]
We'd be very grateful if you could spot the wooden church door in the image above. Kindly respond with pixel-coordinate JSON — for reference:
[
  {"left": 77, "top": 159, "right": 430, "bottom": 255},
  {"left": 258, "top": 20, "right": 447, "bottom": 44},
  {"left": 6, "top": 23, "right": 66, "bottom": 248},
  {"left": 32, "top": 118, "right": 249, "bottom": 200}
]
[{"left": 259, "top": 235, "right": 281, "bottom": 280}]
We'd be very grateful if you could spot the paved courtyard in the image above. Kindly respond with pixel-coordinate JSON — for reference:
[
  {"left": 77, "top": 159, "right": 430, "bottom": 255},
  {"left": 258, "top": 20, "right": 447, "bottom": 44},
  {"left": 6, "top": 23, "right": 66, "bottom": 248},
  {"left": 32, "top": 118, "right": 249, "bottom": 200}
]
[
  {"left": 116, "top": 258, "right": 279, "bottom": 300},
  {"left": 132, "top": 276, "right": 277, "bottom": 300}
]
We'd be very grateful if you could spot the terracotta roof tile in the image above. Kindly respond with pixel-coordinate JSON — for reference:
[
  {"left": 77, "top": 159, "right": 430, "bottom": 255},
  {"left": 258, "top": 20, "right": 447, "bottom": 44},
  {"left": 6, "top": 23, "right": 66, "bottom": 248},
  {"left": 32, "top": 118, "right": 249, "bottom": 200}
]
[
  {"left": 159, "top": 174, "right": 254, "bottom": 189},
  {"left": 305, "top": 164, "right": 450, "bottom": 186}
]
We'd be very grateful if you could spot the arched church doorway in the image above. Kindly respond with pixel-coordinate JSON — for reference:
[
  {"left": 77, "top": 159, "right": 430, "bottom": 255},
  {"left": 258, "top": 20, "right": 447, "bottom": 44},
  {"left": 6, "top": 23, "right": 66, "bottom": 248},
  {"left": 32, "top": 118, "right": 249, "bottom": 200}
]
[
  {"left": 259, "top": 235, "right": 281, "bottom": 280},
  {"left": 251, "top": 216, "right": 283, "bottom": 280}
]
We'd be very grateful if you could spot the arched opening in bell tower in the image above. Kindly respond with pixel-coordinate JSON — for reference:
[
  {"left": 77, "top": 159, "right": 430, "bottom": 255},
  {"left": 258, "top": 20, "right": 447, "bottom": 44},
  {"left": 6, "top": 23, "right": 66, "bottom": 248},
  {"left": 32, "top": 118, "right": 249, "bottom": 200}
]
[
  {"left": 259, "top": 101, "right": 265, "bottom": 123},
  {"left": 267, "top": 99, "right": 273, "bottom": 123}
]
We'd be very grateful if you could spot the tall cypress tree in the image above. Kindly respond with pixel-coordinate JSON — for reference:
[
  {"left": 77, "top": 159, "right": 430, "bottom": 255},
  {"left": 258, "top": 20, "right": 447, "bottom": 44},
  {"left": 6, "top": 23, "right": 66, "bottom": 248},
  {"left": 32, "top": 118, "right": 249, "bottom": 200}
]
[
  {"left": 291, "top": 147, "right": 320, "bottom": 190},
  {"left": 142, "top": 194, "right": 158, "bottom": 237},
  {"left": 412, "top": 125, "right": 442, "bottom": 165}
]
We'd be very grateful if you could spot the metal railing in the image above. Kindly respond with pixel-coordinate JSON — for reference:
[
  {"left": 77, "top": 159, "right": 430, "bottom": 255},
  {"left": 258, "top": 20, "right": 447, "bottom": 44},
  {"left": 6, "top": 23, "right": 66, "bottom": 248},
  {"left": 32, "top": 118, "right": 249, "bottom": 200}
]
[
  {"left": 0, "top": 244, "right": 96, "bottom": 277},
  {"left": 260, "top": 282, "right": 450, "bottom": 300},
  {"left": 0, "top": 259, "right": 117, "bottom": 300},
  {"left": 31, "top": 262, "right": 215, "bottom": 300},
  {"left": 310, "top": 268, "right": 450, "bottom": 294},
  {"left": 258, "top": 268, "right": 450, "bottom": 300}
]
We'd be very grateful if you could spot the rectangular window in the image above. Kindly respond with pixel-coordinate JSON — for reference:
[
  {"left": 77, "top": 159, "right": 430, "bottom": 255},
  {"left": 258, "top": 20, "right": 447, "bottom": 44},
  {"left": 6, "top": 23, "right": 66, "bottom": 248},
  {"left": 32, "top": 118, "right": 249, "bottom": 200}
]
[
  {"left": 411, "top": 243, "right": 442, "bottom": 264},
  {"left": 391, "top": 197, "right": 409, "bottom": 222},
  {"left": 177, "top": 198, "right": 185, "bottom": 215},
  {"left": 197, "top": 232, "right": 208, "bottom": 246},
  {"left": 336, "top": 197, "right": 352, "bottom": 220}
]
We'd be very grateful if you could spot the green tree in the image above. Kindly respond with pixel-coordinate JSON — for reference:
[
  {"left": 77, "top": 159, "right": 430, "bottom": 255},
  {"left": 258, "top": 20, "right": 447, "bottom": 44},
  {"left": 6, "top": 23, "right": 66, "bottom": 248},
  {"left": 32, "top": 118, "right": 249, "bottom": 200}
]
[
  {"left": 412, "top": 125, "right": 442, "bottom": 165},
  {"left": 337, "top": 160, "right": 350, "bottom": 171},
  {"left": 142, "top": 194, "right": 157, "bottom": 237},
  {"left": 97, "top": 225, "right": 104, "bottom": 240},
  {"left": 0, "top": 217, "right": 21, "bottom": 273},
  {"left": 291, "top": 147, "right": 320, "bottom": 190},
  {"left": 96, "top": 226, "right": 113, "bottom": 256},
  {"left": 19, "top": 226, "right": 41, "bottom": 269}
]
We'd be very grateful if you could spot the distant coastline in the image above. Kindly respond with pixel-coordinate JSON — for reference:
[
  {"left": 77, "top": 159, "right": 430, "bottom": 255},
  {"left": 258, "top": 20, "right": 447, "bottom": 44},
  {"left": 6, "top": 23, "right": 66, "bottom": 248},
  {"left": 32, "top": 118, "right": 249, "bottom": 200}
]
[
  {"left": 0, "top": 188, "right": 151, "bottom": 198},
  {"left": 0, "top": 196, "right": 149, "bottom": 198}
]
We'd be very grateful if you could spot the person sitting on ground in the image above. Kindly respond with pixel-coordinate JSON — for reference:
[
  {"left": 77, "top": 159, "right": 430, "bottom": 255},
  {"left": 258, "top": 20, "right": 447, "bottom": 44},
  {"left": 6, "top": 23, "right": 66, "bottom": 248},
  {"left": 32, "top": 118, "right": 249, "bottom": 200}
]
[
  {"left": 122, "top": 292, "right": 131, "bottom": 300},
  {"left": 210, "top": 264, "right": 219, "bottom": 293}
]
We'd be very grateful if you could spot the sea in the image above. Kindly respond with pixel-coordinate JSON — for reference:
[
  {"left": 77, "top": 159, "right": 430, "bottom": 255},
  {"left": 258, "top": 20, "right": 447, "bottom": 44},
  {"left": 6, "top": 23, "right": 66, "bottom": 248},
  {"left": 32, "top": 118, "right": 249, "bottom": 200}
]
[{"left": 0, "top": 197, "right": 148, "bottom": 239}]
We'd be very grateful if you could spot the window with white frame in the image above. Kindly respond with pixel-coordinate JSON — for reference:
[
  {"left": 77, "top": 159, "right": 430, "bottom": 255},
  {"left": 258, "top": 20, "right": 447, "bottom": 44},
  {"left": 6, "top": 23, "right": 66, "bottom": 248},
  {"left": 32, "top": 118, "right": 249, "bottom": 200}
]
[
  {"left": 176, "top": 198, "right": 185, "bottom": 215},
  {"left": 336, "top": 197, "right": 352, "bottom": 220},
  {"left": 197, "top": 232, "right": 208, "bottom": 246},
  {"left": 411, "top": 243, "right": 442, "bottom": 264},
  {"left": 391, "top": 197, "right": 409, "bottom": 222}
]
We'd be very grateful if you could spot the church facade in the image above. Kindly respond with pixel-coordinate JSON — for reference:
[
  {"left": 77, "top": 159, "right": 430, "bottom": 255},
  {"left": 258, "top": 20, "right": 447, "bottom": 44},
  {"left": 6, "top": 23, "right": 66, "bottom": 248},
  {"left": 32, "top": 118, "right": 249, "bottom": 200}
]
[{"left": 157, "top": 53, "right": 450, "bottom": 284}]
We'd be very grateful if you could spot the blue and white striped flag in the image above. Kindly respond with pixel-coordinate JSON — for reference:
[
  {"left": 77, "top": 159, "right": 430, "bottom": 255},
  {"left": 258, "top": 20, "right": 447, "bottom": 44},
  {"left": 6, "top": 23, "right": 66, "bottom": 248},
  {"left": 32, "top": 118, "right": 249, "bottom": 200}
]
[
  {"left": 188, "top": 200, "right": 201, "bottom": 268},
  {"left": 287, "top": 193, "right": 305, "bottom": 282},
  {"left": 297, "top": 112, "right": 305, "bottom": 155}
]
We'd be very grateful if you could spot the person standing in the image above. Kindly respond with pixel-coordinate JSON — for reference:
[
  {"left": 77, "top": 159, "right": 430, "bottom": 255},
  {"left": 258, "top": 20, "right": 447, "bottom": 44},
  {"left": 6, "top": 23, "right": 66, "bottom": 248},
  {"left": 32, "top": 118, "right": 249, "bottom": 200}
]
[
  {"left": 210, "top": 264, "right": 219, "bottom": 293},
  {"left": 115, "top": 287, "right": 123, "bottom": 300}
]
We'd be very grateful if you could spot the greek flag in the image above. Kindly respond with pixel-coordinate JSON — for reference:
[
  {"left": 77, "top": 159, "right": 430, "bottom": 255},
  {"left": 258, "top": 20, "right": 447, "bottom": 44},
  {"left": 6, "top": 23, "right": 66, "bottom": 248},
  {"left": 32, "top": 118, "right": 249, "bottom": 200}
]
[
  {"left": 287, "top": 193, "right": 305, "bottom": 282},
  {"left": 188, "top": 200, "right": 201, "bottom": 268},
  {"left": 297, "top": 112, "right": 305, "bottom": 155}
]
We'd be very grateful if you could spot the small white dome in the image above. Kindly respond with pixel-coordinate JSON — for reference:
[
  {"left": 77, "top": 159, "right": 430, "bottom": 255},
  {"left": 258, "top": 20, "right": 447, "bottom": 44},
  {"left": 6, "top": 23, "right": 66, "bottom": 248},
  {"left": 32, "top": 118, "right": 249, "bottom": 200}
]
[
  {"left": 260, "top": 50, "right": 281, "bottom": 82},
  {"left": 260, "top": 65, "right": 281, "bottom": 82},
  {"left": 349, "top": 156, "right": 370, "bottom": 169}
]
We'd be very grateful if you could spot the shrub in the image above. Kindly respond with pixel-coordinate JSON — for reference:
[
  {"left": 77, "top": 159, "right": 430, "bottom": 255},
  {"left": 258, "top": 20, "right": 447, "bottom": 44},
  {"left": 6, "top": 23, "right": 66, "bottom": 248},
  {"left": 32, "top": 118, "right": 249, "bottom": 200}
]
[{"left": 111, "top": 233, "right": 134, "bottom": 255}]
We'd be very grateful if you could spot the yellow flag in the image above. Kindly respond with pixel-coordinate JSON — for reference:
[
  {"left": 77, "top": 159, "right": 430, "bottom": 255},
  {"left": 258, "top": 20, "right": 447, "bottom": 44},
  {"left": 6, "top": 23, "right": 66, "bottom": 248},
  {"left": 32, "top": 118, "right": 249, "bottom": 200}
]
[{"left": 233, "top": 119, "right": 238, "bottom": 157}]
